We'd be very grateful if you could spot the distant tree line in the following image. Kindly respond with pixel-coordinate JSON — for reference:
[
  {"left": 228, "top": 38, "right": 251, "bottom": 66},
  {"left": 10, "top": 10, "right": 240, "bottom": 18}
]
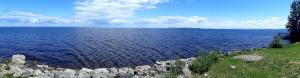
[{"left": 287, "top": 0, "right": 300, "bottom": 43}]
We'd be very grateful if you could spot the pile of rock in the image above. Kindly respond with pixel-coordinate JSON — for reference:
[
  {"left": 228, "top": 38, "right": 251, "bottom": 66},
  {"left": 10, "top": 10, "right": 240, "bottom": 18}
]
[{"left": 0, "top": 54, "right": 196, "bottom": 78}]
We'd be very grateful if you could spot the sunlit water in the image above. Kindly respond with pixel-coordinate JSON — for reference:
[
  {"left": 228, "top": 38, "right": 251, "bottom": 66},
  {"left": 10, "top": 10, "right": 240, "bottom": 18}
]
[{"left": 0, "top": 27, "right": 286, "bottom": 68}]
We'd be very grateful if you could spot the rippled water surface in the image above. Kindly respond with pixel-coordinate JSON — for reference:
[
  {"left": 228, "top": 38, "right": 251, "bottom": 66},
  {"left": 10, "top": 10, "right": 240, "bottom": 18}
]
[{"left": 0, "top": 27, "right": 286, "bottom": 68}]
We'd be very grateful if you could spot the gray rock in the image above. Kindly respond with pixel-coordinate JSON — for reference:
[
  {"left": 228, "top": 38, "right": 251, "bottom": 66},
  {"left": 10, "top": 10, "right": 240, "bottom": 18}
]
[
  {"left": 234, "top": 55, "right": 263, "bottom": 62},
  {"left": 93, "top": 68, "right": 113, "bottom": 78},
  {"left": 53, "top": 71, "right": 67, "bottom": 78},
  {"left": 94, "top": 68, "right": 109, "bottom": 73},
  {"left": 33, "top": 69, "right": 43, "bottom": 76},
  {"left": 63, "top": 69, "right": 76, "bottom": 78},
  {"left": 37, "top": 65, "right": 50, "bottom": 70},
  {"left": 13, "top": 68, "right": 34, "bottom": 77},
  {"left": 11, "top": 54, "right": 26, "bottom": 67},
  {"left": 78, "top": 68, "right": 93, "bottom": 78},
  {"left": 183, "top": 64, "right": 191, "bottom": 78},
  {"left": 5, "top": 54, "right": 199, "bottom": 78}
]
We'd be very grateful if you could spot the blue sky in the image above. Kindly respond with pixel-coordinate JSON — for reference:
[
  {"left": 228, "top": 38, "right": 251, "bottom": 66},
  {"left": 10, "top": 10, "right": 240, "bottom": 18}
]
[{"left": 0, "top": 0, "right": 293, "bottom": 29}]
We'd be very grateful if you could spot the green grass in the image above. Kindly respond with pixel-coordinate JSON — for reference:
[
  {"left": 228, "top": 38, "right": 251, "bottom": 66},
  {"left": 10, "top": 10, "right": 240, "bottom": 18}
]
[{"left": 206, "top": 43, "right": 300, "bottom": 78}]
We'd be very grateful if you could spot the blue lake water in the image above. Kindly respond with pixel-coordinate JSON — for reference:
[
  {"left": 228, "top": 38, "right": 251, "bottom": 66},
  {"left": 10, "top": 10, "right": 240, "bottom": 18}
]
[{"left": 0, "top": 27, "right": 286, "bottom": 68}]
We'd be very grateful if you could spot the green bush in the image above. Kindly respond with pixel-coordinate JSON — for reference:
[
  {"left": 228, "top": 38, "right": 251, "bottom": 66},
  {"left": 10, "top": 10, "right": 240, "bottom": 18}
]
[
  {"left": 188, "top": 50, "right": 223, "bottom": 74},
  {"left": 1, "top": 74, "right": 27, "bottom": 78},
  {"left": 112, "top": 75, "right": 121, "bottom": 78},
  {"left": 165, "top": 58, "right": 186, "bottom": 78},
  {"left": 188, "top": 56, "right": 210, "bottom": 74},
  {"left": 270, "top": 36, "right": 283, "bottom": 48},
  {"left": 170, "top": 59, "right": 185, "bottom": 75}
]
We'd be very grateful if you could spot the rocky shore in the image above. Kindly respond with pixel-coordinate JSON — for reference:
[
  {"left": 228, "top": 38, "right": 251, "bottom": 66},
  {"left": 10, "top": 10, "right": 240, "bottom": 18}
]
[{"left": 0, "top": 54, "right": 195, "bottom": 78}]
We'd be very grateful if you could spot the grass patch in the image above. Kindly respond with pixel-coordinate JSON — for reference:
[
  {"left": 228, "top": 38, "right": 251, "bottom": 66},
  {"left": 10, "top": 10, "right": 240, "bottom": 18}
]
[{"left": 206, "top": 43, "right": 300, "bottom": 78}]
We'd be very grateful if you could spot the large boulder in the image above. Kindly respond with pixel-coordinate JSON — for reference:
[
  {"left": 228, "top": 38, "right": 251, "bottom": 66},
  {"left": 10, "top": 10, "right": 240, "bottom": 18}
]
[
  {"left": 10, "top": 66, "right": 34, "bottom": 77},
  {"left": 135, "top": 65, "right": 151, "bottom": 72},
  {"left": 37, "top": 65, "right": 50, "bottom": 70},
  {"left": 94, "top": 68, "right": 109, "bottom": 73},
  {"left": 93, "top": 68, "right": 114, "bottom": 78},
  {"left": 62, "top": 69, "right": 76, "bottom": 78},
  {"left": 234, "top": 55, "right": 263, "bottom": 62},
  {"left": 11, "top": 54, "right": 26, "bottom": 67},
  {"left": 52, "top": 69, "right": 77, "bottom": 78},
  {"left": 78, "top": 68, "right": 93, "bottom": 78},
  {"left": 109, "top": 68, "right": 118, "bottom": 74},
  {"left": 33, "top": 69, "right": 43, "bottom": 76},
  {"left": 53, "top": 71, "right": 68, "bottom": 78},
  {"left": 32, "top": 71, "right": 53, "bottom": 78},
  {"left": 183, "top": 64, "right": 191, "bottom": 78}
]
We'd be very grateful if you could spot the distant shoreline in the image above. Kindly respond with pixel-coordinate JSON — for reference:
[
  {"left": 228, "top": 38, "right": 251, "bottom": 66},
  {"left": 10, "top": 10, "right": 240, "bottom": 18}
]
[{"left": 0, "top": 26, "right": 287, "bottom": 30}]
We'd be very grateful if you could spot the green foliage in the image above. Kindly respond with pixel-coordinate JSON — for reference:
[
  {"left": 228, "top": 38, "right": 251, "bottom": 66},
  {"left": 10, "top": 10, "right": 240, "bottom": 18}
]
[
  {"left": 4, "top": 60, "right": 11, "bottom": 70},
  {"left": 0, "top": 60, "right": 27, "bottom": 78},
  {"left": 1, "top": 74, "right": 27, "bottom": 78},
  {"left": 269, "top": 36, "right": 283, "bottom": 48},
  {"left": 188, "top": 56, "right": 210, "bottom": 74},
  {"left": 0, "top": 59, "right": 11, "bottom": 72},
  {"left": 2, "top": 74, "right": 13, "bottom": 78},
  {"left": 112, "top": 75, "right": 121, "bottom": 78},
  {"left": 164, "top": 58, "right": 186, "bottom": 78},
  {"left": 4, "top": 60, "right": 11, "bottom": 65},
  {"left": 189, "top": 50, "right": 223, "bottom": 74},
  {"left": 287, "top": 0, "right": 300, "bottom": 42},
  {"left": 170, "top": 58, "right": 185, "bottom": 75},
  {"left": 208, "top": 51, "right": 224, "bottom": 63}
]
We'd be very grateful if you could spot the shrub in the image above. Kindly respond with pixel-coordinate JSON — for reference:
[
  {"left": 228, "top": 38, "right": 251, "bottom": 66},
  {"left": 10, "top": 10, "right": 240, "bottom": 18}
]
[
  {"left": 189, "top": 50, "right": 223, "bottom": 74},
  {"left": 1, "top": 74, "right": 13, "bottom": 78},
  {"left": 208, "top": 51, "right": 222, "bottom": 63},
  {"left": 1, "top": 73, "right": 27, "bottom": 78},
  {"left": 188, "top": 56, "right": 210, "bottom": 74},
  {"left": 270, "top": 36, "right": 283, "bottom": 48},
  {"left": 170, "top": 59, "right": 185, "bottom": 75},
  {"left": 165, "top": 58, "right": 186, "bottom": 78}
]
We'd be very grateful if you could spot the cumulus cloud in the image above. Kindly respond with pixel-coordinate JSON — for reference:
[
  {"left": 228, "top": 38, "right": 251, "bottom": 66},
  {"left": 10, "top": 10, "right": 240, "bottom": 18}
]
[
  {"left": 0, "top": 10, "right": 287, "bottom": 28},
  {"left": 0, "top": 0, "right": 287, "bottom": 28},
  {"left": 108, "top": 16, "right": 286, "bottom": 29},
  {"left": 109, "top": 16, "right": 208, "bottom": 25},
  {"left": 72, "top": 0, "right": 287, "bottom": 28},
  {"left": 205, "top": 17, "right": 287, "bottom": 29},
  {"left": 74, "top": 0, "right": 168, "bottom": 20},
  {"left": 138, "top": 16, "right": 208, "bottom": 25},
  {"left": 0, "top": 11, "right": 84, "bottom": 26}
]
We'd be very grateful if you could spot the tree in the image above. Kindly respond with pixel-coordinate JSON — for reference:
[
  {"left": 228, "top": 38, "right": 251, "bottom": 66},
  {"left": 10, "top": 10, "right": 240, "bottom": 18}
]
[
  {"left": 269, "top": 35, "right": 283, "bottom": 48},
  {"left": 287, "top": 0, "right": 300, "bottom": 43}
]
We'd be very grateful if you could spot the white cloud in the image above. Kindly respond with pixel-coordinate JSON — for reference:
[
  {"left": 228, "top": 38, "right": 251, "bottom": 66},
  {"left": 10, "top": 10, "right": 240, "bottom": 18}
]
[
  {"left": 0, "top": 0, "right": 287, "bottom": 29},
  {"left": 204, "top": 17, "right": 287, "bottom": 29},
  {"left": 138, "top": 16, "right": 208, "bottom": 25},
  {"left": 0, "top": 11, "right": 286, "bottom": 28},
  {"left": 72, "top": 0, "right": 287, "bottom": 28},
  {"left": 74, "top": 0, "right": 168, "bottom": 21},
  {"left": 108, "top": 16, "right": 286, "bottom": 29},
  {"left": 0, "top": 11, "right": 87, "bottom": 26},
  {"left": 109, "top": 16, "right": 208, "bottom": 26}
]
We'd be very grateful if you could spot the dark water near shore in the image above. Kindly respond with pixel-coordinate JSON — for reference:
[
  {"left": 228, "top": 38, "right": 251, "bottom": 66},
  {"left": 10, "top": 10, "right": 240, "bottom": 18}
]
[{"left": 0, "top": 27, "right": 286, "bottom": 68}]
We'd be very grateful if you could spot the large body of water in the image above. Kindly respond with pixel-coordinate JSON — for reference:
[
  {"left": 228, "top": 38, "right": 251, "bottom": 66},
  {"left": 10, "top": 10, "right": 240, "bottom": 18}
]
[{"left": 0, "top": 27, "right": 286, "bottom": 68}]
